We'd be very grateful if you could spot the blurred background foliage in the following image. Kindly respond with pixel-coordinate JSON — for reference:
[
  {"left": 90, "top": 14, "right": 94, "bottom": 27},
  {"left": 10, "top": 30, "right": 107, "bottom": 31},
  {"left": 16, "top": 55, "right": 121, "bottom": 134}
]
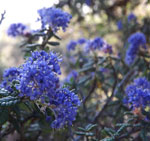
[{"left": 1, "top": 0, "right": 150, "bottom": 140}]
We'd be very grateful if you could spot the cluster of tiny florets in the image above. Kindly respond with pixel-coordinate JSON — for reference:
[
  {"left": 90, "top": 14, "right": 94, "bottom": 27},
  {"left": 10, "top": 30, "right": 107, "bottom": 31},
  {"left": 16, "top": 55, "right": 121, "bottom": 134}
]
[
  {"left": 117, "top": 20, "right": 123, "bottom": 30},
  {"left": 65, "top": 70, "right": 79, "bottom": 83},
  {"left": 125, "top": 32, "right": 146, "bottom": 65},
  {"left": 66, "top": 37, "right": 112, "bottom": 54},
  {"left": 67, "top": 40, "right": 77, "bottom": 51},
  {"left": 1, "top": 67, "right": 20, "bottom": 93},
  {"left": 7, "top": 23, "right": 28, "bottom": 37},
  {"left": 50, "top": 88, "right": 80, "bottom": 128},
  {"left": 1, "top": 51, "right": 80, "bottom": 128},
  {"left": 17, "top": 51, "right": 61, "bottom": 100},
  {"left": 38, "top": 7, "right": 72, "bottom": 32},
  {"left": 77, "top": 38, "right": 87, "bottom": 44},
  {"left": 85, "top": 0, "right": 91, "bottom": 6},
  {"left": 125, "top": 77, "right": 150, "bottom": 111},
  {"left": 128, "top": 13, "right": 136, "bottom": 23}
]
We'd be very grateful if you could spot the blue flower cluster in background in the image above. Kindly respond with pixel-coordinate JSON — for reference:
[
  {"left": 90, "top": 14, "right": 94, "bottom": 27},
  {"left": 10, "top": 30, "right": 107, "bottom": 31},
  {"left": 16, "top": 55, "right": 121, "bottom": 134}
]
[
  {"left": 1, "top": 67, "right": 20, "bottom": 93},
  {"left": 77, "top": 38, "right": 87, "bottom": 45},
  {"left": 117, "top": 20, "right": 123, "bottom": 30},
  {"left": 65, "top": 70, "right": 79, "bottom": 83},
  {"left": 67, "top": 40, "right": 77, "bottom": 51},
  {"left": 117, "top": 13, "right": 136, "bottom": 30},
  {"left": 1, "top": 51, "right": 80, "bottom": 128},
  {"left": 125, "top": 77, "right": 150, "bottom": 111},
  {"left": 7, "top": 23, "right": 29, "bottom": 37},
  {"left": 85, "top": 0, "right": 91, "bottom": 6},
  {"left": 66, "top": 37, "right": 112, "bottom": 54},
  {"left": 128, "top": 13, "right": 136, "bottom": 23},
  {"left": 125, "top": 32, "right": 146, "bottom": 65},
  {"left": 38, "top": 7, "right": 72, "bottom": 32}
]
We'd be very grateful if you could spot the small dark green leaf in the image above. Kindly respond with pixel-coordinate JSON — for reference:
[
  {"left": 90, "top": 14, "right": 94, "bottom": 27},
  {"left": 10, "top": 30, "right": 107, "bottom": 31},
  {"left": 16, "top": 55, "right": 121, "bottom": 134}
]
[
  {"left": 78, "top": 75, "right": 91, "bottom": 85},
  {"left": 0, "top": 96, "right": 20, "bottom": 107},
  {"left": 48, "top": 41, "right": 60, "bottom": 46},
  {"left": 0, "top": 88, "right": 9, "bottom": 96},
  {"left": 26, "top": 43, "right": 41, "bottom": 48},
  {"left": 53, "top": 34, "right": 61, "bottom": 40},
  {"left": 85, "top": 124, "right": 97, "bottom": 131},
  {"left": 78, "top": 65, "right": 94, "bottom": 72}
]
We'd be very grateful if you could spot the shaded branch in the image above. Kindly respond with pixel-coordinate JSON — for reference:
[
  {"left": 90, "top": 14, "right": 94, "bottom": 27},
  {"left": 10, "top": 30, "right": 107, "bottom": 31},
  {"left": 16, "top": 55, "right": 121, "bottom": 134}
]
[
  {"left": 93, "top": 64, "right": 118, "bottom": 123},
  {"left": 0, "top": 11, "right": 6, "bottom": 25},
  {"left": 83, "top": 77, "right": 97, "bottom": 104}
]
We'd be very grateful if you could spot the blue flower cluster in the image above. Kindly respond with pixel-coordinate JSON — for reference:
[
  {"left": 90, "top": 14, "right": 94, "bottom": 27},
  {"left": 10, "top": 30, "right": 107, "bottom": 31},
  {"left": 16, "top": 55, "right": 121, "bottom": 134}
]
[
  {"left": 87, "top": 37, "right": 104, "bottom": 50},
  {"left": 125, "top": 32, "right": 146, "bottom": 65},
  {"left": 7, "top": 23, "right": 28, "bottom": 37},
  {"left": 67, "top": 40, "right": 77, "bottom": 51},
  {"left": 84, "top": 37, "right": 112, "bottom": 54},
  {"left": 85, "top": 0, "right": 91, "bottom": 6},
  {"left": 66, "top": 37, "right": 112, "bottom": 54},
  {"left": 1, "top": 67, "right": 20, "bottom": 93},
  {"left": 51, "top": 88, "right": 80, "bottom": 128},
  {"left": 65, "top": 70, "right": 79, "bottom": 83},
  {"left": 125, "top": 77, "right": 150, "bottom": 111},
  {"left": 128, "top": 13, "right": 136, "bottom": 23},
  {"left": 77, "top": 38, "right": 87, "bottom": 45},
  {"left": 38, "top": 7, "right": 72, "bottom": 32},
  {"left": 1, "top": 51, "right": 80, "bottom": 129},
  {"left": 117, "top": 20, "right": 123, "bottom": 30},
  {"left": 17, "top": 51, "right": 61, "bottom": 100}
]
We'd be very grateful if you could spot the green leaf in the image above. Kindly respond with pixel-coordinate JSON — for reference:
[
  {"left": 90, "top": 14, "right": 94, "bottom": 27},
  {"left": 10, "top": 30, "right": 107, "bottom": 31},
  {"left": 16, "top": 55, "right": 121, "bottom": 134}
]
[
  {"left": 48, "top": 41, "right": 60, "bottom": 46},
  {"left": 78, "top": 75, "right": 91, "bottom": 85},
  {"left": 101, "top": 137, "right": 115, "bottom": 141},
  {"left": 78, "top": 65, "right": 94, "bottom": 72},
  {"left": 75, "top": 131, "right": 94, "bottom": 136},
  {"left": 26, "top": 43, "right": 41, "bottom": 48},
  {"left": 85, "top": 124, "right": 97, "bottom": 131},
  {"left": 78, "top": 127, "right": 86, "bottom": 131},
  {"left": 103, "top": 127, "right": 116, "bottom": 136},
  {"left": 0, "top": 88, "right": 9, "bottom": 96},
  {"left": 53, "top": 34, "right": 61, "bottom": 40},
  {"left": 0, "top": 96, "right": 20, "bottom": 107},
  {"left": 83, "top": 59, "right": 95, "bottom": 68}
]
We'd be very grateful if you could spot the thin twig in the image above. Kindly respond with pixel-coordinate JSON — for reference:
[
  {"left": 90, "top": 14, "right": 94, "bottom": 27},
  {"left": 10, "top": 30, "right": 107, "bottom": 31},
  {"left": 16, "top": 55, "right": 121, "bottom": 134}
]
[
  {"left": 0, "top": 11, "right": 6, "bottom": 25},
  {"left": 83, "top": 77, "right": 97, "bottom": 104},
  {"left": 93, "top": 64, "right": 118, "bottom": 123}
]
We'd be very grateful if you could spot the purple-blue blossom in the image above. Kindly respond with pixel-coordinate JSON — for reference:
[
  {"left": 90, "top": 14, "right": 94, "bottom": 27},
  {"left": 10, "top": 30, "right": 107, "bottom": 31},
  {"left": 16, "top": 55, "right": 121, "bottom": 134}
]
[
  {"left": 38, "top": 7, "right": 72, "bottom": 32},
  {"left": 83, "top": 37, "right": 112, "bottom": 54},
  {"left": 128, "top": 32, "right": 146, "bottom": 47},
  {"left": 117, "top": 20, "right": 123, "bottom": 30},
  {"left": 67, "top": 40, "right": 77, "bottom": 51},
  {"left": 125, "top": 32, "right": 146, "bottom": 65},
  {"left": 125, "top": 77, "right": 150, "bottom": 111},
  {"left": 1, "top": 67, "right": 20, "bottom": 93},
  {"left": 1, "top": 50, "right": 80, "bottom": 129},
  {"left": 85, "top": 0, "right": 91, "bottom": 6},
  {"left": 128, "top": 13, "right": 136, "bottom": 22},
  {"left": 18, "top": 51, "right": 61, "bottom": 100},
  {"left": 7, "top": 23, "right": 28, "bottom": 37},
  {"left": 77, "top": 38, "right": 87, "bottom": 44},
  {"left": 84, "top": 37, "right": 104, "bottom": 52},
  {"left": 90, "top": 37, "right": 104, "bottom": 50},
  {"left": 101, "top": 44, "right": 113, "bottom": 54},
  {"left": 65, "top": 70, "right": 79, "bottom": 83},
  {"left": 50, "top": 88, "right": 80, "bottom": 128}
]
